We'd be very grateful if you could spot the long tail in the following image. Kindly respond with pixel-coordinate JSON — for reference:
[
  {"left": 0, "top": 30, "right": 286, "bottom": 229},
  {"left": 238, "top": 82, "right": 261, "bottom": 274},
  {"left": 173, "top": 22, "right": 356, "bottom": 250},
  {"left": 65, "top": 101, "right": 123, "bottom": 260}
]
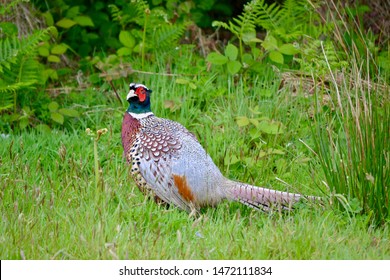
[{"left": 226, "top": 181, "right": 320, "bottom": 211}]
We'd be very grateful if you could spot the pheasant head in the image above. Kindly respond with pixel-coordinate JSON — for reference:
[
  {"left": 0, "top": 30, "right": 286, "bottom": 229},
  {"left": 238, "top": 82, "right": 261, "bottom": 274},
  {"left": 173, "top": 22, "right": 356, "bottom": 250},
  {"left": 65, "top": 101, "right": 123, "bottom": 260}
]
[{"left": 126, "top": 83, "right": 153, "bottom": 115}]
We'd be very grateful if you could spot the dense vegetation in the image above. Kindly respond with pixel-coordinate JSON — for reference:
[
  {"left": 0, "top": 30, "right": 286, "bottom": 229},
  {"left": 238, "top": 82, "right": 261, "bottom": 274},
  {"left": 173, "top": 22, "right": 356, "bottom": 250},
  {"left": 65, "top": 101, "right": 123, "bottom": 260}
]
[{"left": 0, "top": 0, "right": 389, "bottom": 259}]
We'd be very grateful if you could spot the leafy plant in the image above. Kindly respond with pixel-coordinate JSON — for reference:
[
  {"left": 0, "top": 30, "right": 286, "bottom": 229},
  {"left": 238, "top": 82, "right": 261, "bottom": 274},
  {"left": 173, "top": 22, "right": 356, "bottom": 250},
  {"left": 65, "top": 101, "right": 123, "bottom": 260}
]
[
  {"left": 261, "top": 33, "right": 300, "bottom": 65},
  {"left": 109, "top": 0, "right": 189, "bottom": 69},
  {"left": 294, "top": 38, "right": 348, "bottom": 77},
  {"left": 0, "top": 0, "right": 82, "bottom": 132},
  {"left": 34, "top": 0, "right": 120, "bottom": 57},
  {"left": 48, "top": 101, "right": 80, "bottom": 125},
  {"left": 211, "top": 0, "right": 260, "bottom": 64},
  {"left": 0, "top": 23, "right": 54, "bottom": 113},
  {"left": 206, "top": 43, "right": 242, "bottom": 75},
  {"left": 207, "top": 0, "right": 336, "bottom": 74},
  {"left": 210, "top": 0, "right": 310, "bottom": 66}
]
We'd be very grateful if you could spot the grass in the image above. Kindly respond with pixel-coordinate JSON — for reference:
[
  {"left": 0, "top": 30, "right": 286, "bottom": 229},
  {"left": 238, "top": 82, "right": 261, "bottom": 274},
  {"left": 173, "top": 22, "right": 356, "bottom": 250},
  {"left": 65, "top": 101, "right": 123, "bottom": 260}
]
[
  {"left": 313, "top": 67, "right": 389, "bottom": 225},
  {"left": 310, "top": 14, "right": 390, "bottom": 226},
  {"left": 1, "top": 70, "right": 389, "bottom": 259}
]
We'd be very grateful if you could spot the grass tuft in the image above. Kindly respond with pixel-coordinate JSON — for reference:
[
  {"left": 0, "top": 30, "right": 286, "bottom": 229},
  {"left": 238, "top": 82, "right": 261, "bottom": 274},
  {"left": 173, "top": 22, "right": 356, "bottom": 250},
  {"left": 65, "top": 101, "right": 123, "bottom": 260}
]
[{"left": 312, "top": 5, "right": 389, "bottom": 225}]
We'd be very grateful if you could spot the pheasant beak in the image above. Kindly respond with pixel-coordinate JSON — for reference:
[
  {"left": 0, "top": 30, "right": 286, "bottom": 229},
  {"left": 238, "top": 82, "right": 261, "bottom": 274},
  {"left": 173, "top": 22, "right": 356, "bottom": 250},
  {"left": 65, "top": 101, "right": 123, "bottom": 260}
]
[{"left": 126, "top": 89, "right": 137, "bottom": 101}]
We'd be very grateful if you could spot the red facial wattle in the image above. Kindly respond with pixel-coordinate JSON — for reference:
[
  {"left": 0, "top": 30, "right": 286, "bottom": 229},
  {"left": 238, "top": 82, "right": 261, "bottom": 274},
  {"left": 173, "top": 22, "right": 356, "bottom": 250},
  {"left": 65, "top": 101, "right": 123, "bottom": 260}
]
[{"left": 136, "top": 87, "right": 147, "bottom": 102}]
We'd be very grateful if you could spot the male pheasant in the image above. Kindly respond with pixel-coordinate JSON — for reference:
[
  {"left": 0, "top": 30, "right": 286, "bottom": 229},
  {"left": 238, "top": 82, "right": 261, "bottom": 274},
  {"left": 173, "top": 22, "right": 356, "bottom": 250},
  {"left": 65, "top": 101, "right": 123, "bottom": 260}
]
[{"left": 121, "top": 83, "right": 319, "bottom": 213}]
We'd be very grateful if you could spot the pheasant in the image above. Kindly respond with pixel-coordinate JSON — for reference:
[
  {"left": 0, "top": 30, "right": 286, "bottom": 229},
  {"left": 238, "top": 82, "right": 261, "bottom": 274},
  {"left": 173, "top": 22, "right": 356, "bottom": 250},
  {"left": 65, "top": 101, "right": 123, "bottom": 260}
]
[{"left": 121, "top": 82, "right": 319, "bottom": 213}]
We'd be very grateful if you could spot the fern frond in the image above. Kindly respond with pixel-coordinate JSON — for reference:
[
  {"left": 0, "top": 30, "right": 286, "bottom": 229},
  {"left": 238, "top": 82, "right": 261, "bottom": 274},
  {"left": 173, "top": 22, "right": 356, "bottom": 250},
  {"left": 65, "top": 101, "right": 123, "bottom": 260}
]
[
  {"left": 0, "top": 82, "right": 33, "bottom": 93},
  {"left": 283, "top": 0, "right": 308, "bottom": 24},
  {"left": 2, "top": 56, "right": 40, "bottom": 88},
  {"left": 212, "top": 21, "right": 237, "bottom": 36},
  {"left": 0, "top": 87, "right": 14, "bottom": 112},
  {"left": 296, "top": 38, "right": 347, "bottom": 75},
  {"left": 253, "top": 0, "right": 315, "bottom": 41},
  {"left": 212, "top": 0, "right": 258, "bottom": 41},
  {"left": 152, "top": 23, "right": 188, "bottom": 51},
  {"left": 0, "top": 27, "right": 53, "bottom": 72},
  {"left": 276, "top": 0, "right": 311, "bottom": 40},
  {"left": 17, "top": 56, "right": 40, "bottom": 85},
  {"left": 0, "top": 25, "right": 50, "bottom": 114},
  {"left": 0, "top": 36, "right": 19, "bottom": 72},
  {"left": 108, "top": 4, "right": 121, "bottom": 22},
  {"left": 253, "top": 0, "right": 283, "bottom": 31},
  {"left": 109, "top": 0, "right": 149, "bottom": 27}
]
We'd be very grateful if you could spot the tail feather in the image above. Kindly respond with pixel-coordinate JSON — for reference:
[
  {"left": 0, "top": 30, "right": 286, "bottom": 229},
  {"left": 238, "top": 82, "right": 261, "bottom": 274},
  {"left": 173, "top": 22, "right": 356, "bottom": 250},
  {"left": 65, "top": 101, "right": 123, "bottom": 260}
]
[{"left": 227, "top": 181, "right": 320, "bottom": 211}]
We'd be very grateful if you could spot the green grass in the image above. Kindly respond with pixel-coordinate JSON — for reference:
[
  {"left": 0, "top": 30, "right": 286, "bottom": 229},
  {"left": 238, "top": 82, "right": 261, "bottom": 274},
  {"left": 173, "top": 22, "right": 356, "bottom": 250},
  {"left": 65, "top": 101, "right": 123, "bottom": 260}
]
[
  {"left": 1, "top": 72, "right": 389, "bottom": 259},
  {"left": 310, "top": 19, "right": 390, "bottom": 226},
  {"left": 313, "top": 70, "right": 389, "bottom": 225}
]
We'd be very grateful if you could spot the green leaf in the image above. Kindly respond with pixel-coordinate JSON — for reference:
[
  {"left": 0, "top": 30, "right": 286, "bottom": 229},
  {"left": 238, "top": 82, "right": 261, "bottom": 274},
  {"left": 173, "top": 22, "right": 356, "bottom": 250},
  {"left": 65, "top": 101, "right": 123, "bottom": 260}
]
[
  {"left": 22, "top": 106, "right": 33, "bottom": 115},
  {"left": 259, "top": 89, "right": 273, "bottom": 97},
  {"left": 48, "top": 101, "right": 59, "bottom": 112},
  {"left": 257, "top": 120, "right": 284, "bottom": 134},
  {"left": 87, "top": 33, "right": 99, "bottom": 40},
  {"left": 249, "top": 118, "right": 259, "bottom": 127},
  {"left": 269, "top": 50, "right": 284, "bottom": 64},
  {"left": 175, "top": 79, "right": 197, "bottom": 89},
  {"left": 43, "top": 69, "right": 58, "bottom": 81},
  {"left": 42, "top": 12, "right": 54, "bottom": 26},
  {"left": 251, "top": 47, "right": 262, "bottom": 60},
  {"left": 175, "top": 78, "right": 190, "bottom": 84},
  {"left": 227, "top": 60, "right": 242, "bottom": 75},
  {"left": 188, "top": 82, "right": 197, "bottom": 90},
  {"left": 348, "top": 198, "right": 363, "bottom": 213},
  {"left": 51, "top": 112, "right": 64, "bottom": 124},
  {"left": 48, "top": 55, "right": 61, "bottom": 63},
  {"left": 225, "top": 44, "right": 238, "bottom": 61},
  {"left": 242, "top": 29, "right": 261, "bottom": 44},
  {"left": 206, "top": 52, "right": 228, "bottom": 65},
  {"left": 242, "top": 53, "right": 254, "bottom": 66},
  {"left": 119, "top": 30, "right": 135, "bottom": 48},
  {"left": 117, "top": 47, "right": 132, "bottom": 56},
  {"left": 35, "top": 124, "right": 51, "bottom": 133},
  {"left": 262, "top": 35, "right": 278, "bottom": 51},
  {"left": 66, "top": 6, "right": 80, "bottom": 18},
  {"left": 249, "top": 106, "right": 263, "bottom": 115},
  {"left": 38, "top": 46, "right": 50, "bottom": 57},
  {"left": 266, "top": 148, "right": 285, "bottom": 155},
  {"left": 56, "top": 18, "right": 77, "bottom": 29},
  {"left": 74, "top": 16, "right": 94, "bottom": 27},
  {"left": 50, "top": 26, "right": 59, "bottom": 39},
  {"left": 19, "top": 118, "right": 29, "bottom": 130},
  {"left": 236, "top": 116, "right": 250, "bottom": 127},
  {"left": 133, "top": 43, "right": 142, "bottom": 53},
  {"left": 224, "top": 154, "right": 240, "bottom": 166},
  {"left": 279, "top": 43, "right": 300, "bottom": 55},
  {"left": 59, "top": 108, "right": 80, "bottom": 117},
  {"left": 51, "top": 44, "right": 68, "bottom": 55},
  {"left": 51, "top": 71, "right": 59, "bottom": 80}
]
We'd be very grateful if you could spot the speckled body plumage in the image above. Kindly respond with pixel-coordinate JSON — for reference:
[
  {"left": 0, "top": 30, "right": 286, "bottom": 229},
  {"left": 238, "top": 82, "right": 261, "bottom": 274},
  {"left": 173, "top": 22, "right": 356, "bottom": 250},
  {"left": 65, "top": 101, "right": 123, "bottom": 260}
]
[
  {"left": 121, "top": 83, "right": 320, "bottom": 213},
  {"left": 122, "top": 112, "right": 227, "bottom": 212}
]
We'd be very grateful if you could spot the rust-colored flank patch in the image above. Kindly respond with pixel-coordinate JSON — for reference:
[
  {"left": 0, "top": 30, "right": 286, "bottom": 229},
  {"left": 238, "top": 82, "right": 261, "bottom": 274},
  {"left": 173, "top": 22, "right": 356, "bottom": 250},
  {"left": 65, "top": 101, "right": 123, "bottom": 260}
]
[{"left": 173, "top": 174, "right": 195, "bottom": 202}]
